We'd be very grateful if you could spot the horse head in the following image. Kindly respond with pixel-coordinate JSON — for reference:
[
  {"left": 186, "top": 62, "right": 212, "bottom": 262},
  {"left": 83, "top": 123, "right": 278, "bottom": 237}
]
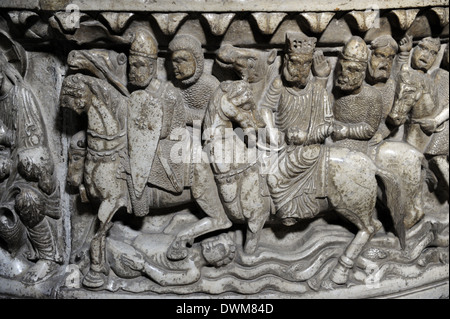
[
  {"left": 216, "top": 44, "right": 278, "bottom": 86},
  {"left": 388, "top": 65, "right": 427, "bottom": 127},
  {"left": 67, "top": 49, "right": 129, "bottom": 97}
]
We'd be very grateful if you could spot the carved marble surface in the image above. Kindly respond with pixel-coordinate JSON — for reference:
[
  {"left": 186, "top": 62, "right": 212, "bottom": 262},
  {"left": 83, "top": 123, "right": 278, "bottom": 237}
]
[{"left": 0, "top": 1, "right": 448, "bottom": 299}]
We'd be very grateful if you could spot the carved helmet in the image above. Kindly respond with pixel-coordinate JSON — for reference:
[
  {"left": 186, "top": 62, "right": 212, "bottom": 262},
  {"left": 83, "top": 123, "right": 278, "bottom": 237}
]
[
  {"left": 340, "top": 36, "right": 369, "bottom": 63},
  {"left": 130, "top": 29, "right": 158, "bottom": 59}
]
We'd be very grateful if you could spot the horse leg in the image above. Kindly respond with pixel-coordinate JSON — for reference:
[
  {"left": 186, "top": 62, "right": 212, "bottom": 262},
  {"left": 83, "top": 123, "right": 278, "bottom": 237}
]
[
  {"left": 167, "top": 162, "right": 232, "bottom": 261},
  {"left": 430, "top": 155, "right": 449, "bottom": 190},
  {"left": 240, "top": 169, "right": 271, "bottom": 254},
  {"left": 375, "top": 142, "right": 425, "bottom": 229},
  {"left": 244, "top": 219, "right": 265, "bottom": 254},
  {"left": 326, "top": 148, "right": 383, "bottom": 284},
  {"left": 330, "top": 209, "right": 380, "bottom": 285},
  {"left": 82, "top": 197, "right": 124, "bottom": 288}
]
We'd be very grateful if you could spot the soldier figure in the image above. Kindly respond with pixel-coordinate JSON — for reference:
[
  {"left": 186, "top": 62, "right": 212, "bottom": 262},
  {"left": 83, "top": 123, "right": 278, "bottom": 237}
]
[
  {"left": 403, "top": 37, "right": 441, "bottom": 153},
  {"left": 127, "top": 29, "right": 231, "bottom": 261},
  {"left": 421, "top": 44, "right": 449, "bottom": 190},
  {"left": 168, "top": 34, "right": 220, "bottom": 125},
  {"left": 332, "top": 36, "right": 384, "bottom": 154},
  {"left": 333, "top": 36, "right": 426, "bottom": 229}
]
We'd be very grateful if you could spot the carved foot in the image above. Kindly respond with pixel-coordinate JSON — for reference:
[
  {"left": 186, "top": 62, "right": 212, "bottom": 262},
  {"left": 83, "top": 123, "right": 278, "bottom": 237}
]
[
  {"left": 330, "top": 265, "right": 350, "bottom": 285},
  {"left": 244, "top": 236, "right": 258, "bottom": 254},
  {"left": 244, "top": 230, "right": 260, "bottom": 254},
  {"left": 21, "top": 259, "right": 59, "bottom": 284},
  {"left": 82, "top": 270, "right": 106, "bottom": 289},
  {"left": 167, "top": 238, "right": 189, "bottom": 261},
  {"left": 404, "top": 208, "right": 425, "bottom": 229},
  {"left": 330, "top": 257, "right": 353, "bottom": 285}
]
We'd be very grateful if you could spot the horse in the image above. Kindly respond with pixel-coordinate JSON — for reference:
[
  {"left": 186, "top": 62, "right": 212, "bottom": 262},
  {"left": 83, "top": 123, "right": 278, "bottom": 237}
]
[
  {"left": 61, "top": 49, "right": 233, "bottom": 288},
  {"left": 387, "top": 65, "right": 439, "bottom": 153},
  {"left": 387, "top": 64, "right": 448, "bottom": 192},
  {"left": 202, "top": 78, "right": 406, "bottom": 285},
  {"left": 211, "top": 45, "right": 409, "bottom": 284}
]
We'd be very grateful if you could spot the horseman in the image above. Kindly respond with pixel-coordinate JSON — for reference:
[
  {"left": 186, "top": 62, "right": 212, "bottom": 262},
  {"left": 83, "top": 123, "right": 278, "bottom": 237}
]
[
  {"left": 127, "top": 29, "right": 231, "bottom": 261},
  {"left": 127, "top": 29, "right": 186, "bottom": 207},
  {"left": 366, "top": 35, "right": 412, "bottom": 141},
  {"left": 332, "top": 36, "right": 384, "bottom": 154},
  {"left": 259, "top": 32, "right": 333, "bottom": 225},
  {"left": 420, "top": 43, "right": 449, "bottom": 191},
  {"left": 401, "top": 37, "right": 441, "bottom": 153},
  {"left": 168, "top": 34, "right": 220, "bottom": 126},
  {"left": 333, "top": 36, "right": 427, "bottom": 229}
]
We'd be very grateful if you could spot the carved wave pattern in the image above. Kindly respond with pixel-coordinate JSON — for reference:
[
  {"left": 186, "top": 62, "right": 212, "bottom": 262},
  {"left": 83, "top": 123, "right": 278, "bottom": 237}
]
[{"left": 102, "top": 217, "right": 448, "bottom": 295}]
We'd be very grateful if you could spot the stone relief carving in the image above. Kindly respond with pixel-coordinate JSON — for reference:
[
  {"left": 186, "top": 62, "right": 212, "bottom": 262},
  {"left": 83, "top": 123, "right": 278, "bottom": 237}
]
[
  {"left": 0, "top": 30, "right": 62, "bottom": 286},
  {"left": 0, "top": 1, "right": 448, "bottom": 299}
]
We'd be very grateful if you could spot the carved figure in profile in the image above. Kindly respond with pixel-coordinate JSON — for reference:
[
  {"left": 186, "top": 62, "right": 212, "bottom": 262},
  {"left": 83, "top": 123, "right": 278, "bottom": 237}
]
[
  {"left": 332, "top": 36, "right": 426, "bottom": 229},
  {"left": 388, "top": 37, "right": 441, "bottom": 153},
  {"left": 60, "top": 49, "right": 130, "bottom": 288},
  {"left": 422, "top": 44, "right": 449, "bottom": 190},
  {"left": 0, "top": 37, "right": 61, "bottom": 284},
  {"left": 168, "top": 34, "right": 220, "bottom": 125}
]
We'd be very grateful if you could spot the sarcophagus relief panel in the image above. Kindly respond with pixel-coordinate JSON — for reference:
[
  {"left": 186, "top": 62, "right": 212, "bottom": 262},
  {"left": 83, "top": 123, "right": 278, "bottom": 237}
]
[{"left": 0, "top": 0, "right": 448, "bottom": 299}]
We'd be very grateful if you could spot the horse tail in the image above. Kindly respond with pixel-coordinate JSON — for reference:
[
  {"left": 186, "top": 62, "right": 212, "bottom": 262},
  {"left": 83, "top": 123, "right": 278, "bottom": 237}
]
[{"left": 375, "top": 166, "right": 406, "bottom": 249}]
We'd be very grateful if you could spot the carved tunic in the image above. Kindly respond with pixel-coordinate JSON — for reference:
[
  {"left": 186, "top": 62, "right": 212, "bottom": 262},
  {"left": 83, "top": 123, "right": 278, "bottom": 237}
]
[
  {"left": 262, "top": 76, "right": 333, "bottom": 145},
  {"left": 181, "top": 74, "right": 220, "bottom": 125},
  {"left": 425, "top": 68, "right": 449, "bottom": 156},
  {"left": 332, "top": 84, "right": 383, "bottom": 154},
  {"left": 262, "top": 76, "right": 332, "bottom": 221}
]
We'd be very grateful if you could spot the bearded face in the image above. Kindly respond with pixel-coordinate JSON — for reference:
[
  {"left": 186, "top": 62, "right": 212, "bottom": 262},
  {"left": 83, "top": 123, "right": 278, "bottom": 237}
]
[
  {"left": 335, "top": 59, "right": 366, "bottom": 92},
  {"left": 128, "top": 55, "right": 156, "bottom": 89},
  {"left": 368, "top": 46, "right": 396, "bottom": 82},
  {"left": 282, "top": 53, "right": 312, "bottom": 87}
]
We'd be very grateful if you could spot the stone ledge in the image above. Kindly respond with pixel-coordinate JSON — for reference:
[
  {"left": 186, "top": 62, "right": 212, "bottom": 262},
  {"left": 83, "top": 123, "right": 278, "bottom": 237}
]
[
  {"left": 0, "top": 0, "right": 449, "bottom": 12},
  {"left": 51, "top": 264, "right": 449, "bottom": 299}
]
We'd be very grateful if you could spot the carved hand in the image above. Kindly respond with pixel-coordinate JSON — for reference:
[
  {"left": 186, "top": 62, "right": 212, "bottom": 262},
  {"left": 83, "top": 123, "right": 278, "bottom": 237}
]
[
  {"left": 286, "top": 127, "right": 307, "bottom": 145},
  {"left": 332, "top": 122, "right": 348, "bottom": 140},
  {"left": 313, "top": 50, "right": 331, "bottom": 78},
  {"left": 120, "top": 253, "right": 145, "bottom": 271},
  {"left": 368, "top": 132, "right": 384, "bottom": 147},
  {"left": 399, "top": 35, "right": 413, "bottom": 53},
  {"left": 414, "top": 117, "right": 438, "bottom": 134}
]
